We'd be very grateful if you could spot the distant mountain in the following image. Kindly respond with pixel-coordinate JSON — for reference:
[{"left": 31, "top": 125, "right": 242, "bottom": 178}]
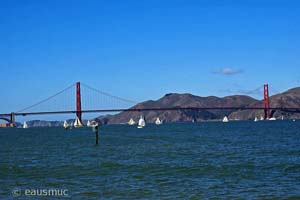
[
  {"left": 97, "top": 93, "right": 258, "bottom": 124},
  {"left": 16, "top": 119, "right": 88, "bottom": 128},
  {"left": 97, "top": 87, "right": 300, "bottom": 124},
  {"left": 20, "top": 120, "right": 63, "bottom": 128}
]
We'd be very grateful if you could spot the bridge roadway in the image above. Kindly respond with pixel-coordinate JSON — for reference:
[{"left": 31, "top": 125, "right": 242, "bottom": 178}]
[{"left": 1, "top": 106, "right": 300, "bottom": 117}]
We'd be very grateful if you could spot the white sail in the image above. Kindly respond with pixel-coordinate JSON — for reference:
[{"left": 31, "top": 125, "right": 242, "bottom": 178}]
[
  {"left": 63, "top": 120, "right": 69, "bottom": 129},
  {"left": 74, "top": 117, "right": 83, "bottom": 128},
  {"left": 137, "top": 116, "right": 145, "bottom": 128},
  {"left": 128, "top": 118, "right": 135, "bottom": 125},
  {"left": 155, "top": 117, "right": 162, "bottom": 125},
  {"left": 87, "top": 120, "right": 91, "bottom": 127},
  {"left": 254, "top": 117, "right": 258, "bottom": 122},
  {"left": 222, "top": 116, "right": 229, "bottom": 123},
  {"left": 23, "top": 121, "right": 28, "bottom": 129}
]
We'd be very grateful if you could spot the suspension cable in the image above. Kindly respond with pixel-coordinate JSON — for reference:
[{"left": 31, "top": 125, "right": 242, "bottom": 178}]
[
  {"left": 16, "top": 83, "right": 76, "bottom": 113},
  {"left": 81, "top": 82, "right": 137, "bottom": 104}
]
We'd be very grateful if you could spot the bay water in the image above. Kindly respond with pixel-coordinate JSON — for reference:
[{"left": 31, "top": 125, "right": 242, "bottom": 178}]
[{"left": 1, "top": 121, "right": 300, "bottom": 199}]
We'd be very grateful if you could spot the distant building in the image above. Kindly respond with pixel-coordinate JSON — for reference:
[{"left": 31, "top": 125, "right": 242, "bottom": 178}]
[{"left": 0, "top": 123, "right": 13, "bottom": 128}]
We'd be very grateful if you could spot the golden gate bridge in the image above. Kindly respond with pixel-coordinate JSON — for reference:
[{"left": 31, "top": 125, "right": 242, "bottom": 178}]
[{"left": 0, "top": 82, "right": 300, "bottom": 127}]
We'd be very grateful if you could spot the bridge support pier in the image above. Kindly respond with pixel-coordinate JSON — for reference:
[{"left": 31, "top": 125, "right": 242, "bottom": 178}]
[{"left": 10, "top": 112, "right": 15, "bottom": 127}]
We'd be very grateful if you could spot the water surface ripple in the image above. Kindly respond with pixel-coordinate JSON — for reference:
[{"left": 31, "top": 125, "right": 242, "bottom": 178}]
[{"left": 1, "top": 121, "right": 300, "bottom": 199}]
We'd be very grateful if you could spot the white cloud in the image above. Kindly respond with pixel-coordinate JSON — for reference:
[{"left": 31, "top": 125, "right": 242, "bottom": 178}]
[{"left": 213, "top": 68, "right": 243, "bottom": 75}]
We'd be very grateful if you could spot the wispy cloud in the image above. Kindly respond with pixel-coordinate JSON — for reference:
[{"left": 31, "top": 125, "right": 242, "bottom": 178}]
[
  {"left": 213, "top": 68, "right": 243, "bottom": 75},
  {"left": 218, "top": 88, "right": 262, "bottom": 96},
  {"left": 218, "top": 84, "right": 263, "bottom": 98},
  {"left": 237, "top": 87, "right": 263, "bottom": 96}
]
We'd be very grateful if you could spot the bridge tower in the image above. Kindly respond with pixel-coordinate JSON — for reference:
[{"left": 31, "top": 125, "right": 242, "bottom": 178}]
[
  {"left": 263, "top": 84, "right": 270, "bottom": 120},
  {"left": 76, "top": 82, "right": 82, "bottom": 123},
  {"left": 10, "top": 112, "right": 15, "bottom": 127}
]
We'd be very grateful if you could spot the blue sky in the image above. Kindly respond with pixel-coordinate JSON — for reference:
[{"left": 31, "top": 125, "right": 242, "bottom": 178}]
[{"left": 1, "top": 0, "right": 300, "bottom": 114}]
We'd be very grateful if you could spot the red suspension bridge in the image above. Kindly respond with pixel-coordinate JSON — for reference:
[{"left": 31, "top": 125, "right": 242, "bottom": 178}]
[{"left": 0, "top": 82, "right": 300, "bottom": 127}]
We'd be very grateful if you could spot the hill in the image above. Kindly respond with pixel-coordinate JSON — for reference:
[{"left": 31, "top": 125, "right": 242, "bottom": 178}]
[
  {"left": 97, "top": 87, "right": 300, "bottom": 124},
  {"left": 97, "top": 93, "right": 258, "bottom": 124}
]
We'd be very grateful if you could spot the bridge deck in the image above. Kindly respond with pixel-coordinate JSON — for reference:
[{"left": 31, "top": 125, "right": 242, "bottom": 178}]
[{"left": 1, "top": 106, "right": 300, "bottom": 116}]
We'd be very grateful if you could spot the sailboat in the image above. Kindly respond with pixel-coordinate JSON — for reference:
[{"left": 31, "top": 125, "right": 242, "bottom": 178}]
[
  {"left": 63, "top": 120, "right": 70, "bottom": 129},
  {"left": 87, "top": 120, "right": 91, "bottom": 127},
  {"left": 155, "top": 117, "right": 162, "bottom": 125},
  {"left": 128, "top": 118, "right": 135, "bottom": 125},
  {"left": 222, "top": 116, "right": 229, "bottom": 123},
  {"left": 137, "top": 116, "right": 146, "bottom": 128},
  {"left": 254, "top": 117, "right": 258, "bottom": 122},
  {"left": 23, "top": 121, "right": 28, "bottom": 129},
  {"left": 74, "top": 117, "right": 83, "bottom": 128}
]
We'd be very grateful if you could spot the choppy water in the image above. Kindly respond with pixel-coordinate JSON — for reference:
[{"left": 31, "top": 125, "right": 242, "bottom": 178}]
[{"left": 1, "top": 121, "right": 300, "bottom": 199}]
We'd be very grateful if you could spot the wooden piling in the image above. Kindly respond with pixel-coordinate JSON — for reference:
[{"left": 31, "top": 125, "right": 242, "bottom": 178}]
[{"left": 92, "top": 124, "right": 99, "bottom": 145}]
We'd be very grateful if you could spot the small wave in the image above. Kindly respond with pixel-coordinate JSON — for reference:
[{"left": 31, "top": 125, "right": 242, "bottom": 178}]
[
  {"left": 98, "top": 161, "right": 123, "bottom": 169},
  {"left": 284, "top": 165, "right": 300, "bottom": 173}
]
